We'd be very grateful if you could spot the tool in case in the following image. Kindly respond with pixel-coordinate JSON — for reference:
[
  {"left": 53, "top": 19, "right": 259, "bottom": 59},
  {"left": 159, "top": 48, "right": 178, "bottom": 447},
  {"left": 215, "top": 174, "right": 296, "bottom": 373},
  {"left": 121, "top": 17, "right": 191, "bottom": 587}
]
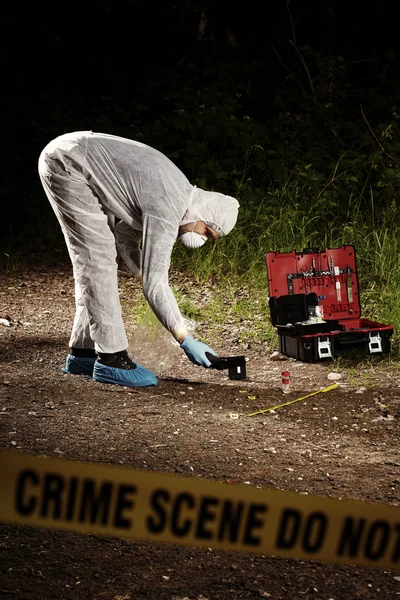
[{"left": 266, "top": 245, "right": 394, "bottom": 362}]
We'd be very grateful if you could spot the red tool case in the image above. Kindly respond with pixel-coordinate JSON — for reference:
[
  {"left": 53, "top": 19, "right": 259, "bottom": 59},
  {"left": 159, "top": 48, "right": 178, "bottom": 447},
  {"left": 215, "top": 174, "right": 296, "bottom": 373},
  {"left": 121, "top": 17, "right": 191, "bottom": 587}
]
[{"left": 266, "top": 245, "right": 394, "bottom": 362}]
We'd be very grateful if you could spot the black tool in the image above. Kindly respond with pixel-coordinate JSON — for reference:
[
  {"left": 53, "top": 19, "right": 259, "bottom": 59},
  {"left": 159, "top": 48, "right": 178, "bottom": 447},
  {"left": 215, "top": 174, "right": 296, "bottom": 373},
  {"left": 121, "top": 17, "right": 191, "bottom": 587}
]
[{"left": 206, "top": 353, "right": 247, "bottom": 380}]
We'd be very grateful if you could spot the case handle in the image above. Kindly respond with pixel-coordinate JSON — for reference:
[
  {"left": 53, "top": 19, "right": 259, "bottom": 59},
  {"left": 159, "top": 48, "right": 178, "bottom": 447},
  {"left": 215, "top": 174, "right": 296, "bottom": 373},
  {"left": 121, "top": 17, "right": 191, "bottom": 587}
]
[{"left": 301, "top": 247, "right": 321, "bottom": 254}]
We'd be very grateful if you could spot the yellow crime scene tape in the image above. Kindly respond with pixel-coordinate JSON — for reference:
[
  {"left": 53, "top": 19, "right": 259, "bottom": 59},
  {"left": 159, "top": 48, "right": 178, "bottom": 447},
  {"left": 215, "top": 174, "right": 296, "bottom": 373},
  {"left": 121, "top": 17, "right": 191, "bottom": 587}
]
[
  {"left": 0, "top": 451, "right": 399, "bottom": 571},
  {"left": 247, "top": 384, "right": 339, "bottom": 417}
]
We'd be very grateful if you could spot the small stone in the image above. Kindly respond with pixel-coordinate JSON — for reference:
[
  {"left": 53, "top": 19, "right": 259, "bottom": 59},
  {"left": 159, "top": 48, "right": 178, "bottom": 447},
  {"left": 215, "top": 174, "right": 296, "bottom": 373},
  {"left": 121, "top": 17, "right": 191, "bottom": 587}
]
[
  {"left": 327, "top": 372, "right": 342, "bottom": 381},
  {"left": 372, "top": 416, "right": 385, "bottom": 423},
  {"left": 270, "top": 351, "right": 287, "bottom": 361}
]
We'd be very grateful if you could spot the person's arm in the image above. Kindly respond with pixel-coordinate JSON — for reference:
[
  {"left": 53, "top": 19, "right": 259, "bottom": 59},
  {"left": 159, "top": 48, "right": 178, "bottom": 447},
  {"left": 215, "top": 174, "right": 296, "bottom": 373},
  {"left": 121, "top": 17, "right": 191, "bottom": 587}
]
[
  {"left": 140, "top": 214, "right": 188, "bottom": 337},
  {"left": 140, "top": 214, "right": 217, "bottom": 367}
]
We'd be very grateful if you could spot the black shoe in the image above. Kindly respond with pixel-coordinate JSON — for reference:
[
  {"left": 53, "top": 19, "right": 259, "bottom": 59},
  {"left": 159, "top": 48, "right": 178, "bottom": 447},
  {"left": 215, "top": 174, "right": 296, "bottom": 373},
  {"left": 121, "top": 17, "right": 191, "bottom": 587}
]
[{"left": 96, "top": 350, "right": 137, "bottom": 370}]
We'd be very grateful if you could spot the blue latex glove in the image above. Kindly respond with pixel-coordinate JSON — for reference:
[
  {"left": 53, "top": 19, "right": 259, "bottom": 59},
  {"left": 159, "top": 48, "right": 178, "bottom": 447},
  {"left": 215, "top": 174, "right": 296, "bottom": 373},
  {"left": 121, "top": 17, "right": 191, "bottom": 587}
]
[{"left": 180, "top": 335, "right": 218, "bottom": 367}]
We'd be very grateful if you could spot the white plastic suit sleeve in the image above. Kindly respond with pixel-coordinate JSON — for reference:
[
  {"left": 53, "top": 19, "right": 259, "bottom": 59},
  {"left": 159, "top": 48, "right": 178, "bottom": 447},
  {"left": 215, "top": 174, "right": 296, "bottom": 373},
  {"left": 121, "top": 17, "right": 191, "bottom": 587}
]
[{"left": 141, "top": 214, "right": 188, "bottom": 341}]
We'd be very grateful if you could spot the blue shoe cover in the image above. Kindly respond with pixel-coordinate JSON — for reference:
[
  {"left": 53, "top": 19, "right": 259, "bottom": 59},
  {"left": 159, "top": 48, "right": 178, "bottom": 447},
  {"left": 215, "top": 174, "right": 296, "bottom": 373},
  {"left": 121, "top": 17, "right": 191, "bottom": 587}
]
[
  {"left": 62, "top": 354, "right": 96, "bottom": 375},
  {"left": 93, "top": 361, "right": 158, "bottom": 387}
]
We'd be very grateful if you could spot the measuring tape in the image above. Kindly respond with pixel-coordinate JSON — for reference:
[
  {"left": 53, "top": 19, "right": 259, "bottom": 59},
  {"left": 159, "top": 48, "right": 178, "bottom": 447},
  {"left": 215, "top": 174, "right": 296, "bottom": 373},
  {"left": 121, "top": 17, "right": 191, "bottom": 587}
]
[{"left": 247, "top": 384, "right": 339, "bottom": 417}]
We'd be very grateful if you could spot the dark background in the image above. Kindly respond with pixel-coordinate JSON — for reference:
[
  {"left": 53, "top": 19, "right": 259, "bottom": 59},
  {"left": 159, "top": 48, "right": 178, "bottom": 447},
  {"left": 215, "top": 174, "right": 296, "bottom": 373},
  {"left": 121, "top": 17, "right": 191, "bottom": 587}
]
[{"left": 2, "top": 1, "right": 400, "bottom": 249}]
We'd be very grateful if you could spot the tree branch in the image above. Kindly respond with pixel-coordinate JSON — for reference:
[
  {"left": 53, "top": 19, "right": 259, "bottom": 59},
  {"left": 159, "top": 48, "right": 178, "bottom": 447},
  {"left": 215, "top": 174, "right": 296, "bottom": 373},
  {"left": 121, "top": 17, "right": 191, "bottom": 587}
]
[
  {"left": 286, "top": 1, "right": 317, "bottom": 104},
  {"left": 270, "top": 45, "right": 306, "bottom": 95},
  {"left": 360, "top": 105, "right": 400, "bottom": 167},
  {"left": 197, "top": 4, "right": 208, "bottom": 41},
  {"left": 317, "top": 164, "right": 364, "bottom": 198},
  {"left": 286, "top": 0, "right": 296, "bottom": 45}
]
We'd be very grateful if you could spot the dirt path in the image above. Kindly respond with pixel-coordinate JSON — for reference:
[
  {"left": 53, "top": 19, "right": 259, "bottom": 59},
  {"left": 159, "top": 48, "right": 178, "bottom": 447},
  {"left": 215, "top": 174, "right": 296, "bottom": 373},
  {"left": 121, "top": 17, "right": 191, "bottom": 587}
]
[{"left": 0, "top": 254, "right": 399, "bottom": 599}]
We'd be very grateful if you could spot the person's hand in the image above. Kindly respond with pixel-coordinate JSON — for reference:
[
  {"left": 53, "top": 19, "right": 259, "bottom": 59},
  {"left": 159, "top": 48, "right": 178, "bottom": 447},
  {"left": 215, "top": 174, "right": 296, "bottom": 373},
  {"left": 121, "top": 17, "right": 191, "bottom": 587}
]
[{"left": 180, "top": 335, "right": 218, "bottom": 367}]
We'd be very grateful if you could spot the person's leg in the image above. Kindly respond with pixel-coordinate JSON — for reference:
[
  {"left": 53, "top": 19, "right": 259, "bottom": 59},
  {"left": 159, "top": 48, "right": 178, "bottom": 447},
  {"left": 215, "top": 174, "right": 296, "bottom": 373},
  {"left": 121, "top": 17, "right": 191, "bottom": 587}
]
[
  {"left": 69, "top": 279, "right": 95, "bottom": 350},
  {"left": 38, "top": 147, "right": 128, "bottom": 353},
  {"left": 58, "top": 279, "right": 98, "bottom": 375},
  {"left": 38, "top": 144, "right": 157, "bottom": 386}
]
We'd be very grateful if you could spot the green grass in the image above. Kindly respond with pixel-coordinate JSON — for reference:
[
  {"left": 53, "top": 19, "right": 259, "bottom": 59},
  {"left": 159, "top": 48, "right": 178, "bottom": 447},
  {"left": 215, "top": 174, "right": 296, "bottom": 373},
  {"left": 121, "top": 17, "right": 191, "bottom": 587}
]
[
  {"left": 3, "top": 178, "right": 399, "bottom": 361},
  {"left": 172, "top": 181, "right": 400, "bottom": 357}
]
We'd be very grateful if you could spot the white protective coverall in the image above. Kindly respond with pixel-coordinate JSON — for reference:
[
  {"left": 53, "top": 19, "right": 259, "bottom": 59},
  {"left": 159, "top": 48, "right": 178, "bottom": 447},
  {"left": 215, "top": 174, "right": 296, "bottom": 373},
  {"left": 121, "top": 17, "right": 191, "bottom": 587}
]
[{"left": 38, "top": 131, "right": 239, "bottom": 354}]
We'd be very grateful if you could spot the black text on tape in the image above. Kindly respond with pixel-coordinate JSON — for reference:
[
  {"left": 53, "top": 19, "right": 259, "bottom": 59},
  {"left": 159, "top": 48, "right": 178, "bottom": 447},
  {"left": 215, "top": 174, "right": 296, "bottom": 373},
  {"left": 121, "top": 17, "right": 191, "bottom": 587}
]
[{"left": 1, "top": 452, "right": 399, "bottom": 570}]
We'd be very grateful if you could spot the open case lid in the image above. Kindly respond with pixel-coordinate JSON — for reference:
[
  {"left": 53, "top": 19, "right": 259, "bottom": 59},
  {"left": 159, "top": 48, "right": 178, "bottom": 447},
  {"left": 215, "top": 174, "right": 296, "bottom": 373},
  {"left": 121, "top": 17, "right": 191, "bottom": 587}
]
[{"left": 266, "top": 246, "right": 361, "bottom": 321}]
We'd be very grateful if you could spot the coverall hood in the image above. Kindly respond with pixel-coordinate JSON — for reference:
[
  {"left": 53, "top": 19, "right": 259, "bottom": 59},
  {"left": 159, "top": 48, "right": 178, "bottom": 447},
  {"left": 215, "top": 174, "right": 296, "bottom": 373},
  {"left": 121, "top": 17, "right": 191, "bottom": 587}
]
[{"left": 180, "top": 188, "right": 239, "bottom": 237}]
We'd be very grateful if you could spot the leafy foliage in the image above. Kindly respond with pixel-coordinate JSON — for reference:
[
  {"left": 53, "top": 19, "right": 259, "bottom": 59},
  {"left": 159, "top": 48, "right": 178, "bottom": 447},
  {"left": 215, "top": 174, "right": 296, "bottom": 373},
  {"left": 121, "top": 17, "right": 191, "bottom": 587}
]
[{"left": 2, "top": 12, "right": 400, "bottom": 352}]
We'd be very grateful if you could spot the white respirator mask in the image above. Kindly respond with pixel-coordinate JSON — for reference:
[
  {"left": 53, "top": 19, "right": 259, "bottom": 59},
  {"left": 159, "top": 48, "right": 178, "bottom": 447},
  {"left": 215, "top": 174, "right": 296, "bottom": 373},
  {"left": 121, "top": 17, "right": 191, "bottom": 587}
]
[{"left": 179, "top": 222, "right": 208, "bottom": 248}]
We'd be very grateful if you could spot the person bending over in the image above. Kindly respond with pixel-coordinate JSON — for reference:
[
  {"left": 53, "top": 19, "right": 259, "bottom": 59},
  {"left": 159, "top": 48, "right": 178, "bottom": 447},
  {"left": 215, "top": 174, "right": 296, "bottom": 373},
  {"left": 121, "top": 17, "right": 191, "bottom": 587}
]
[{"left": 38, "top": 131, "right": 239, "bottom": 387}]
